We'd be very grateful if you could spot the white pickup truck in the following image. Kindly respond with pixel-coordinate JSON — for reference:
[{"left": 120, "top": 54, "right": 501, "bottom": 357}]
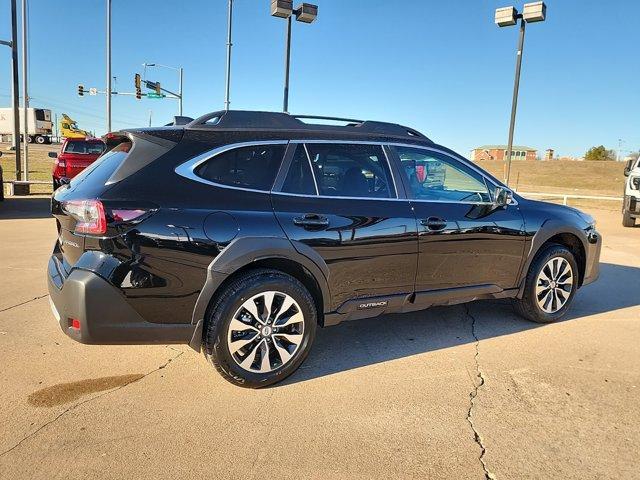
[{"left": 623, "top": 157, "right": 640, "bottom": 227}]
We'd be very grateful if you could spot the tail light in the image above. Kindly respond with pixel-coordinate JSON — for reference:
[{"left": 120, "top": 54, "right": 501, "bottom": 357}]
[
  {"left": 63, "top": 200, "right": 107, "bottom": 234},
  {"left": 62, "top": 199, "right": 153, "bottom": 235}
]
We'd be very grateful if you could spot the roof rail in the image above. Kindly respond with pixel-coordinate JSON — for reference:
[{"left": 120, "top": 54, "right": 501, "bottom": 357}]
[
  {"left": 186, "top": 110, "right": 429, "bottom": 140},
  {"left": 292, "top": 114, "right": 364, "bottom": 125}
]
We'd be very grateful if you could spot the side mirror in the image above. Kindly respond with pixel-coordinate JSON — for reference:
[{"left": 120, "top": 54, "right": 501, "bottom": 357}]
[
  {"left": 59, "top": 177, "right": 71, "bottom": 186},
  {"left": 48, "top": 151, "right": 58, "bottom": 159},
  {"left": 494, "top": 186, "right": 513, "bottom": 207}
]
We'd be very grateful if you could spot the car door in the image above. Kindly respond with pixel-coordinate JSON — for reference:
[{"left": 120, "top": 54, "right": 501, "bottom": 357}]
[
  {"left": 389, "top": 145, "right": 525, "bottom": 294},
  {"left": 272, "top": 142, "right": 418, "bottom": 312}
]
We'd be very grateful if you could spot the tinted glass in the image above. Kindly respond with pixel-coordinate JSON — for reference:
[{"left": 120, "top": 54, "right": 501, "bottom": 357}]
[
  {"left": 64, "top": 141, "right": 105, "bottom": 155},
  {"left": 281, "top": 145, "right": 316, "bottom": 195},
  {"left": 395, "top": 146, "right": 491, "bottom": 203},
  {"left": 68, "top": 142, "right": 132, "bottom": 192},
  {"left": 305, "top": 143, "right": 394, "bottom": 198},
  {"left": 196, "top": 144, "right": 286, "bottom": 191}
]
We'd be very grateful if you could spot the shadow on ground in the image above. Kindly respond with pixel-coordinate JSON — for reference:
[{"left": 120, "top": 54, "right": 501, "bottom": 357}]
[
  {"left": 283, "top": 262, "right": 640, "bottom": 386},
  {"left": 0, "top": 196, "right": 51, "bottom": 220}
]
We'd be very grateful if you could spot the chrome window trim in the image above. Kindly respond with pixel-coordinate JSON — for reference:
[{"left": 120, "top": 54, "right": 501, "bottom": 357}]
[
  {"left": 174, "top": 140, "right": 289, "bottom": 193},
  {"left": 175, "top": 139, "right": 517, "bottom": 206}
]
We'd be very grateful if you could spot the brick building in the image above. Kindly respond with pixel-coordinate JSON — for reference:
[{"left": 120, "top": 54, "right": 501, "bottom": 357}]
[{"left": 470, "top": 145, "right": 537, "bottom": 161}]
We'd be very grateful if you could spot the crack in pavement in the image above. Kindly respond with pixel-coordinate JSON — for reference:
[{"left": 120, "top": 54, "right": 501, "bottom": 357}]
[
  {"left": 0, "top": 294, "right": 49, "bottom": 314},
  {"left": 0, "top": 348, "right": 184, "bottom": 458},
  {"left": 464, "top": 304, "right": 495, "bottom": 480}
]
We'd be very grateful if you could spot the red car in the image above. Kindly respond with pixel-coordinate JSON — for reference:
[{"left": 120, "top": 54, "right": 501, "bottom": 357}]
[{"left": 50, "top": 138, "right": 106, "bottom": 189}]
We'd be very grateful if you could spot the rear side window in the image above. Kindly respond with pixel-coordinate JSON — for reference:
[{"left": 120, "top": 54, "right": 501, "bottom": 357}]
[
  {"left": 304, "top": 143, "right": 395, "bottom": 199},
  {"left": 282, "top": 145, "right": 317, "bottom": 195},
  {"left": 64, "top": 141, "right": 105, "bottom": 155},
  {"left": 195, "top": 144, "right": 286, "bottom": 191}
]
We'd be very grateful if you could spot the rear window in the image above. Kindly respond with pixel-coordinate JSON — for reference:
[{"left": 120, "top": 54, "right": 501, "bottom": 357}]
[
  {"left": 63, "top": 141, "right": 105, "bottom": 155},
  {"left": 68, "top": 142, "right": 131, "bottom": 190},
  {"left": 195, "top": 144, "right": 286, "bottom": 191}
]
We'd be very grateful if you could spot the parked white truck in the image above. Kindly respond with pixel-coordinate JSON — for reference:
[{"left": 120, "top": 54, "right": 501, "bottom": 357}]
[
  {"left": 0, "top": 107, "right": 53, "bottom": 144},
  {"left": 623, "top": 156, "right": 640, "bottom": 227}
]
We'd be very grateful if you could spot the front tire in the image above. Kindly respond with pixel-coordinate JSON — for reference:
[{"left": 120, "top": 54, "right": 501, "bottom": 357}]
[
  {"left": 622, "top": 209, "right": 635, "bottom": 227},
  {"left": 203, "top": 269, "right": 317, "bottom": 388},
  {"left": 514, "top": 244, "right": 578, "bottom": 323}
]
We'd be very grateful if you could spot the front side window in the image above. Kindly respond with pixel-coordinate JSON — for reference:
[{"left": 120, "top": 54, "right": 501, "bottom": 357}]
[
  {"left": 304, "top": 143, "right": 395, "bottom": 199},
  {"left": 394, "top": 146, "right": 492, "bottom": 203},
  {"left": 195, "top": 144, "right": 286, "bottom": 191}
]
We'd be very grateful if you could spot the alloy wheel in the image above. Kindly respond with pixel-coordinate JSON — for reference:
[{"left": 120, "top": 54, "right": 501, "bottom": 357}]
[
  {"left": 227, "top": 291, "right": 305, "bottom": 373},
  {"left": 535, "top": 257, "right": 574, "bottom": 314}
]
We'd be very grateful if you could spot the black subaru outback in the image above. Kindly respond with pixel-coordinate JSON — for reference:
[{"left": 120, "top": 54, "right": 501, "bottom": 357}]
[{"left": 47, "top": 111, "right": 601, "bottom": 387}]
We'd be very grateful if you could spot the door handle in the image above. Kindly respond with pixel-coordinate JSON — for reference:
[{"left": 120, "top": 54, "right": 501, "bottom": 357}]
[
  {"left": 293, "top": 214, "right": 329, "bottom": 229},
  {"left": 421, "top": 217, "right": 447, "bottom": 231}
]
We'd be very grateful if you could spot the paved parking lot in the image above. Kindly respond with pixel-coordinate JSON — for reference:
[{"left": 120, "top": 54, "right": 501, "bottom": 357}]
[{"left": 0, "top": 197, "right": 638, "bottom": 479}]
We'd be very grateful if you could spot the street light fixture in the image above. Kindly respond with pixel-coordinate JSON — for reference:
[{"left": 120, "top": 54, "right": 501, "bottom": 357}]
[
  {"left": 270, "top": 1, "right": 318, "bottom": 113},
  {"left": 142, "top": 63, "right": 184, "bottom": 115},
  {"left": 496, "top": 1, "right": 546, "bottom": 185}
]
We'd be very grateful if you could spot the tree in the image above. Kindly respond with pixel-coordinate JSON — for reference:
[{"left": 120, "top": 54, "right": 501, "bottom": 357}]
[{"left": 584, "top": 145, "right": 616, "bottom": 161}]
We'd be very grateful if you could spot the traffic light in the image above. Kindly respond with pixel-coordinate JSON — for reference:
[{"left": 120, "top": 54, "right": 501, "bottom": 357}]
[
  {"left": 77, "top": 84, "right": 84, "bottom": 96},
  {"left": 154, "top": 82, "right": 161, "bottom": 95},
  {"left": 134, "top": 74, "right": 141, "bottom": 100}
]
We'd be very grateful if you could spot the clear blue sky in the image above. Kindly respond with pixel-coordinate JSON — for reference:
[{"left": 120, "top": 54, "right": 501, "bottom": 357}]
[{"left": 0, "top": 0, "right": 638, "bottom": 158}]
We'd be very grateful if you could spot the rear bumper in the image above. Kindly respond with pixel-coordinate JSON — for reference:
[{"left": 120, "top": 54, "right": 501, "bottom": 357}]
[
  {"left": 47, "top": 249, "right": 196, "bottom": 345},
  {"left": 582, "top": 228, "right": 601, "bottom": 286}
]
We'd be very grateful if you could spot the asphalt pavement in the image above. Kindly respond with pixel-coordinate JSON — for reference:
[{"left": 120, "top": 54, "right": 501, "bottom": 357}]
[{"left": 0, "top": 196, "right": 638, "bottom": 479}]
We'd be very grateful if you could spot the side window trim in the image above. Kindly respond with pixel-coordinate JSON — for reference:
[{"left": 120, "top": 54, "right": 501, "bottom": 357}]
[
  {"left": 174, "top": 140, "right": 289, "bottom": 193},
  {"left": 390, "top": 145, "right": 496, "bottom": 205}
]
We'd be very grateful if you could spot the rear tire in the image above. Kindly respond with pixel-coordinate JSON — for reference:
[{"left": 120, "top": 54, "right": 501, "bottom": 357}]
[
  {"left": 513, "top": 244, "right": 578, "bottom": 323},
  {"left": 622, "top": 209, "right": 635, "bottom": 227},
  {"left": 35, "top": 136, "right": 46, "bottom": 144},
  {"left": 52, "top": 177, "right": 60, "bottom": 191},
  {"left": 203, "top": 268, "right": 317, "bottom": 388}
]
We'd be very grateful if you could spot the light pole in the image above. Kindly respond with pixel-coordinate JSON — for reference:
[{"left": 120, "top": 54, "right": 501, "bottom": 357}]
[
  {"left": 21, "top": 0, "right": 28, "bottom": 180},
  {"left": 0, "top": 0, "right": 21, "bottom": 178},
  {"left": 224, "top": 0, "right": 233, "bottom": 111},
  {"left": 495, "top": 1, "right": 546, "bottom": 185},
  {"left": 142, "top": 63, "right": 184, "bottom": 115},
  {"left": 270, "top": 1, "right": 318, "bottom": 113},
  {"left": 106, "top": 0, "right": 112, "bottom": 132}
]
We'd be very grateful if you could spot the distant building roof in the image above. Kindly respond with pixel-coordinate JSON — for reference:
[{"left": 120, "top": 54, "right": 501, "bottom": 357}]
[{"left": 473, "top": 145, "right": 537, "bottom": 151}]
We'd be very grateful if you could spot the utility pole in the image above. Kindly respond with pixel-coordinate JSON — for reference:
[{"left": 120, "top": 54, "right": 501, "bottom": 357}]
[
  {"left": 10, "top": 0, "right": 21, "bottom": 178},
  {"left": 106, "top": 0, "right": 112, "bottom": 132},
  {"left": 224, "top": 0, "right": 233, "bottom": 111},
  {"left": 21, "top": 0, "right": 28, "bottom": 180},
  {"left": 148, "top": 110, "right": 152, "bottom": 127}
]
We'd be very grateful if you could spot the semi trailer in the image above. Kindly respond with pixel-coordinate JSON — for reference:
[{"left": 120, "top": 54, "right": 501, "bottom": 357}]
[{"left": 0, "top": 107, "right": 53, "bottom": 144}]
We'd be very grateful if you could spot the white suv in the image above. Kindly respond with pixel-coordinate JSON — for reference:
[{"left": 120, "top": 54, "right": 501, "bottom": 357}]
[{"left": 623, "top": 157, "right": 640, "bottom": 227}]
